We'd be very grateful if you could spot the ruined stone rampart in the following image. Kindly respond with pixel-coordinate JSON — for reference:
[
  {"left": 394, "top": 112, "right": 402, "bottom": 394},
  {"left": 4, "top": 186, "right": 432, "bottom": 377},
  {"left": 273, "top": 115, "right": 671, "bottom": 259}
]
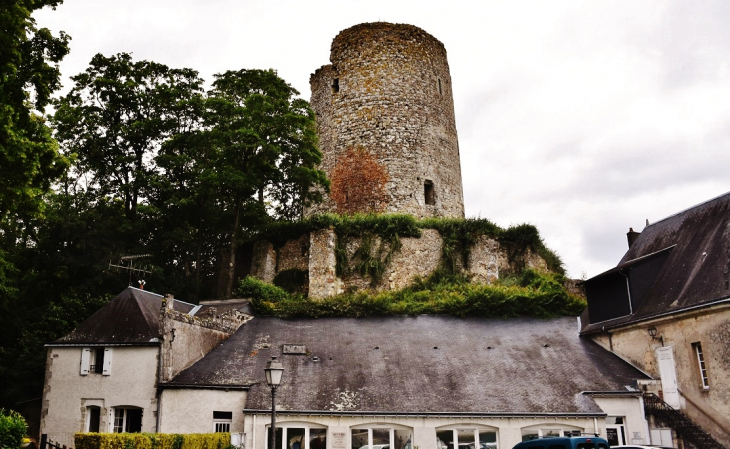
[
  {"left": 251, "top": 229, "right": 548, "bottom": 299},
  {"left": 307, "top": 22, "right": 464, "bottom": 218}
]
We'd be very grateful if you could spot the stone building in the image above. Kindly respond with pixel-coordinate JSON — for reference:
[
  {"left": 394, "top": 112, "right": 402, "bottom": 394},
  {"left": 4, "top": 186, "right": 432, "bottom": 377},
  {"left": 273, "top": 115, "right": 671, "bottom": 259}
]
[
  {"left": 306, "top": 22, "right": 464, "bottom": 219},
  {"left": 580, "top": 191, "right": 730, "bottom": 448},
  {"left": 40, "top": 287, "right": 654, "bottom": 449}
]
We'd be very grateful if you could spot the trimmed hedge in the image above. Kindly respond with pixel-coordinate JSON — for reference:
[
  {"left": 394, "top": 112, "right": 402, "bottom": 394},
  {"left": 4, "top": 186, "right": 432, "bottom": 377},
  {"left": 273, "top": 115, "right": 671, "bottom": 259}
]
[{"left": 74, "top": 433, "right": 230, "bottom": 449}]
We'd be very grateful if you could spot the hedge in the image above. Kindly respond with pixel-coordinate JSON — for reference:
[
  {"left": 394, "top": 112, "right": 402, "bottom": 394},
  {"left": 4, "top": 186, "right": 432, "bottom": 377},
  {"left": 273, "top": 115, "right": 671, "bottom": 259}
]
[{"left": 74, "top": 433, "right": 230, "bottom": 449}]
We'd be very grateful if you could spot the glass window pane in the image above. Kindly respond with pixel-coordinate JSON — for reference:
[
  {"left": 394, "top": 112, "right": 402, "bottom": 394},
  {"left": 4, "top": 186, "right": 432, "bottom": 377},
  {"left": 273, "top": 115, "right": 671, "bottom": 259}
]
[
  {"left": 372, "top": 429, "right": 390, "bottom": 448},
  {"left": 478, "top": 431, "right": 496, "bottom": 449},
  {"left": 394, "top": 429, "right": 411, "bottom": 449},
  {"left": 457, "top": 429, "right": 475, "bottom": 449},
  {"left": 287, "top": 428, "right": 305, "bottom": 449},
  {"left": 268, "top": 427, "right": 284, "bottom": 449},
  {"left": 521, "top": 431, "right": 538, "bottom": 442},
  {"left": 437, "top": 430, "right": 453, "bottom": 449},
  {"left": 310, "top": 428, "right": 327, "bottom": 449},
  {"left": 352, "top": 429, "right": 369, "bottom": 449},
  {"left": 113, "top": 409, "right": 124, "bottom": 433},
  {"left": 542, "top": 430, "right": 560, "bottom": 438}
]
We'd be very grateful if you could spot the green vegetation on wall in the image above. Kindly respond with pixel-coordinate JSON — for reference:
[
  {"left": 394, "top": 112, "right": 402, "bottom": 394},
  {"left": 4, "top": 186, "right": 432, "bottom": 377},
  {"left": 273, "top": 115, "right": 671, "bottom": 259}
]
[
  {"left": 252, "top": 214, "right": 565, "bottom": 284},
  {"left": 239, "top": 269, "right": 585, "bottom": 318},
  {"left": 74, "top": 432, "right": 230, "bottom": 449}
]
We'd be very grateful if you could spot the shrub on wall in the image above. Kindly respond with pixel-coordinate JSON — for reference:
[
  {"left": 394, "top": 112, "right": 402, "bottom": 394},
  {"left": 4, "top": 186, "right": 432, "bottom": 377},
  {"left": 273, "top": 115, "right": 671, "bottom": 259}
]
[
  {"left": 74, "top": 433, "right": 230, "bottom": 449},
  {"left": 240, "top": 269, "right": 585, "bottom": 318}
]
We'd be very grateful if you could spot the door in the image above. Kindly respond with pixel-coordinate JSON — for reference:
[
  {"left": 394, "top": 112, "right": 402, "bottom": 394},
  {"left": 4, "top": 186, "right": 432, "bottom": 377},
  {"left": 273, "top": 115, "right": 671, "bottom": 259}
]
[
  {"left": 605, "top": 417, "right": 626, "bottom": 446},
  {"left": 656, "top": 346, "right": 680, "bottom": 409}
]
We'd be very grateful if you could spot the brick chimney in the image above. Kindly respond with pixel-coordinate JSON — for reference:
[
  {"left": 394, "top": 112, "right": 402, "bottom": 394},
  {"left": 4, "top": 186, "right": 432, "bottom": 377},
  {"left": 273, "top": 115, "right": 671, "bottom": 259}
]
[{"left": 627, "top": 228, "right": 641, "bottom": 248}]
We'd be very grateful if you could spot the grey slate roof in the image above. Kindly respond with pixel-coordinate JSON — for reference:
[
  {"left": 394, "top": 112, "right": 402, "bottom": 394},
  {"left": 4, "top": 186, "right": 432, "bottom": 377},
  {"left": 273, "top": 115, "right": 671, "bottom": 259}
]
[
  {"left": 168, "top": 315, "right": 648, "bottom": 414},
  {"left": 50, "top": 287, "right": 194, "bottom": 345},
  {"left": 582, "top": 191, "right": 730, "bottom": 333}
]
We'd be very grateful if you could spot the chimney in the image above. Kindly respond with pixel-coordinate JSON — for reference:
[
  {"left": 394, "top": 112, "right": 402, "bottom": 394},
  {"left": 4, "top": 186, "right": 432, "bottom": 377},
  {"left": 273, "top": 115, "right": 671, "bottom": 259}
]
[
  {"left": 627, "top": 228, "right": 640, "bottom": 248},
  {"left": 165, "top": 294, "right": 175, "bottom": 310}
]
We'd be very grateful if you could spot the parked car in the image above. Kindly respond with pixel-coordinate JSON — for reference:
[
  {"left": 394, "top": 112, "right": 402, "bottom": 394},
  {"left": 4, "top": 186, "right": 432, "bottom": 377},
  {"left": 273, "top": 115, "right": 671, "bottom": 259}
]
[{"left": 512, "top": 436, "right": 610, "bottom": 449}]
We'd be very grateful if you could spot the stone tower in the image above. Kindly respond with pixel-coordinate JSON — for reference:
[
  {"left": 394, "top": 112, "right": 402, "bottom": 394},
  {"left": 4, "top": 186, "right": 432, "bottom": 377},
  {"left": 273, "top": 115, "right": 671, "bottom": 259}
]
[{"left": 307, "top": 22, "right": 465, "bottom": 219}]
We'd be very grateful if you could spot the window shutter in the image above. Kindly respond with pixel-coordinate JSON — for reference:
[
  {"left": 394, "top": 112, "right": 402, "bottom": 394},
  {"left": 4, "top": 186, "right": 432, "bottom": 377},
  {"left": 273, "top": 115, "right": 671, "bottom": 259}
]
[
  {"left": 102, "top": 347, "right": 113, "bottom": 375},
  {"left": 80, "top": 348, "right": 91, "bottom": 375}
]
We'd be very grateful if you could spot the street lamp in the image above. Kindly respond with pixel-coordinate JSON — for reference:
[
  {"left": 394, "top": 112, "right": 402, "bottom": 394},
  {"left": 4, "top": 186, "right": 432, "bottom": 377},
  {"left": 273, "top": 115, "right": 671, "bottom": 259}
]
[{"left": 264, "top": 356, "right": 284, "bottom": 449}]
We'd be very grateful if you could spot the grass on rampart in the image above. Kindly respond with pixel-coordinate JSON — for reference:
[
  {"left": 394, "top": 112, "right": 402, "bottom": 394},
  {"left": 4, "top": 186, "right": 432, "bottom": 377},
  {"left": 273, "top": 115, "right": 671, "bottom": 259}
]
[{"left": 239, "top": 269, "right": 585, "bottom": 319}]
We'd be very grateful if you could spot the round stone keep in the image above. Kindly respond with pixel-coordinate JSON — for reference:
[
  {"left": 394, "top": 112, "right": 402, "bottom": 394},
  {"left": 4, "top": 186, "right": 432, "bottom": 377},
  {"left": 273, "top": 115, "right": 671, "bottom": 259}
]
[{"left": 307, "top": 22, "right": 465, "bottom": 219}]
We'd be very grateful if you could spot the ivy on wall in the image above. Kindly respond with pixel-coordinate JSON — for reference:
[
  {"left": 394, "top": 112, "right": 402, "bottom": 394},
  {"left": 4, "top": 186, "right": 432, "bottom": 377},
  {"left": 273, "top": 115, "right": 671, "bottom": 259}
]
[{"left": 239, "top": 269, "right": 585, "bottom": 318}]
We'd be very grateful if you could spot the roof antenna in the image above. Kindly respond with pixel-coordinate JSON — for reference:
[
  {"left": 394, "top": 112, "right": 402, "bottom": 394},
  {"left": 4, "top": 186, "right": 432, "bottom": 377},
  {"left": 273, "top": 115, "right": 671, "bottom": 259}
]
[
  {"left": 109, "top": 254, "right": 153, "bottom": 286},
  {"left": 138, "top": 280, "right": 146, "bottom": 290}
]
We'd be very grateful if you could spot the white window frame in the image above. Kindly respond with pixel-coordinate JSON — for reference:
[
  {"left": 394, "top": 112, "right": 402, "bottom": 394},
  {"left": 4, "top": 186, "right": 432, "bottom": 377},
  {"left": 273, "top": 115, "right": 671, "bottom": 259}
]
[
  {"left": 80, "top": 347, "right": 112, "bottom": 376},
  {"left": 520, "top": 424, "right": 584, "bottom": 441},
  {"left": 213, "top": 411, "right": 232, "bottom": 433},
  {"left": 266, "top": 422, "right": 328, "bottom": 449},
  {"left": 111, "top": 406, "right": 142, "bottom": 433},
  {"left": 351, "top": 424, "right": 413, "bottom": 449},
  {"left": 436, "top": 425, "right": 499, "bottom": 449},
  {"left": 692, "top": 342, "right": 709, "bottom": 389}
]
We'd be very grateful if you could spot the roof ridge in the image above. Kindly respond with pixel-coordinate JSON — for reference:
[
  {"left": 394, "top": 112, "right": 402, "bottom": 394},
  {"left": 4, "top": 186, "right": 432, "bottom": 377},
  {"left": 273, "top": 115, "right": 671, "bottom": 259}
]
[
  {"left": 645, "top": 189, "right": 730, "bottom": 229},
  {"left": 128, "top": 288, "right": 163, "bottom": 333}
]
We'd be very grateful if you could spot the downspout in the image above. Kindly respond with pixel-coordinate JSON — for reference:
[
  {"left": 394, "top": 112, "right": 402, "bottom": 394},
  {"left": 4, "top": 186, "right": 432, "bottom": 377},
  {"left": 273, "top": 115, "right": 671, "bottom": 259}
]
[
  {"left": 593, "top": 417, "right": 599, "bottom": 436},
  {"left": 156, "top": 342, "right": 163, "bottom": 432},
  {"left": 253, "top": 414, "right": 257, "bottom": 449}
]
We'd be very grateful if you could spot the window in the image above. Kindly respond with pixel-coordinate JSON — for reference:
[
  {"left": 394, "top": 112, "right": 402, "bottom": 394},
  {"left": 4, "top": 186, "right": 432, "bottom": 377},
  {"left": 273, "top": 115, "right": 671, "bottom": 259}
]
[
  {"left": 352, "top": 425, "right": 412, "bottom": 449},
  {"left": 81, "top": 347, "right": 112, "bottom": 376},
  {"left": 520, "top": 425, "right": 582, "bottom": 442},
  {"left": 86, "top": 406, "right": 100, "bottom": 432},
  {"left": 267, "top": 423, "right": 327, "bottom": 449},
  {"left": 213, "top": 411, "right": 232, "bottom": 433},
  {"left": 332, "top": 78, "right": 340, "bottom": 93},
  {"left": 605, "top": 416, "right": 625, "bottom": 446},
  {"left": 438, "top": 78, "right": 442, "bottom": 95},
  {"left": 692, "top": 342, "right": 709, "bottom": 389},
  {"left": 90, "top": 348, "right": 104, "bottom": 374},
  {"left": 436, "top": 427, "right": 498, "bottom": 449},
  {"left": 424, "top": 180, "right": 435, "bottom": 205},
  {"left": 112, "top": 407, "right": 142, "bottom": 433}
]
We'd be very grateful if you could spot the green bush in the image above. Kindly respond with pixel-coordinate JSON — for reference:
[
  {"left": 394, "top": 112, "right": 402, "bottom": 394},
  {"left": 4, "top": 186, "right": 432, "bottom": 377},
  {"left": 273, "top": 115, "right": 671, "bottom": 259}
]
[
  {"left": 74, "top": 433, "right": 229, "bottom": 449},
  {"left": 0, "top": 409, "right": 27, "bottom": 449},
  {"left": 240, "top": 269, "right": 585, "bottom": 318}
]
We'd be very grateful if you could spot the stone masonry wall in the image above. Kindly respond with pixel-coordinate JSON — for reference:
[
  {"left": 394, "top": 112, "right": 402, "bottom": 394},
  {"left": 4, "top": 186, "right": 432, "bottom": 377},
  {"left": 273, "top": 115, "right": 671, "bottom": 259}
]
[
  {"left": 251, "top": 230, "right": 548, "bottom": 299},
  {"left": 306, "top": 22, "right": 464, "bottom": 219}
]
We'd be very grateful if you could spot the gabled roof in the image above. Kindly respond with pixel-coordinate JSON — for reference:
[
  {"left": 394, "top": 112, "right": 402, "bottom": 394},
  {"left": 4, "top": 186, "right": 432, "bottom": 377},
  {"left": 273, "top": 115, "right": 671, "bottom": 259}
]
[
  {"left": 49, "top": 287, "right": 194, "bottom": 345},
  {"left": 167, "top": 315, "right": 648, "bottom": 415},
  {"left": 582, "top": 191, "right": 730, "bottom": 333}
]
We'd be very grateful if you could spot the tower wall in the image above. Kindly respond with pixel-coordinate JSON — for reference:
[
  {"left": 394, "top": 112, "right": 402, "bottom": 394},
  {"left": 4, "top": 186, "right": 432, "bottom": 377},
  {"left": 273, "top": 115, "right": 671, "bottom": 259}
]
[{"left": 307, "top": 22, "right": 464, "bottom": 218}]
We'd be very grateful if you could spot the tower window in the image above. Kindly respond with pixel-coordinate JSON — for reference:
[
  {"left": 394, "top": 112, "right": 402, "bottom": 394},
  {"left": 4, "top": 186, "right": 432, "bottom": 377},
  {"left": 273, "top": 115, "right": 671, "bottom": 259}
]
[
  {"left": 424, "top": 180, "right": 435, "bottom": 205},
  {"left": 332, "top": 78, "right": 339, "bottom": 93},
  {"left": 438, "top": 78, "right": 442, "bottom": 95}
]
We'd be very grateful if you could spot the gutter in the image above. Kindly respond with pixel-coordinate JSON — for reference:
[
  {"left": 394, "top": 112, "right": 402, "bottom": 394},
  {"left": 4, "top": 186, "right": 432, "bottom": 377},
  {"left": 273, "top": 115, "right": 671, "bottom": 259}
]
[
  {"left": 242, "top": 409, "right": 607, "bottom": 418},
  {"left": 581, "top": 296, "right": 730, "bottom": 335},
  {"left": 161, "top": 383, "right": 249, "bottom": 390},
  {"left": 45, "top": 342, "right": 161, "bottom": 347}
]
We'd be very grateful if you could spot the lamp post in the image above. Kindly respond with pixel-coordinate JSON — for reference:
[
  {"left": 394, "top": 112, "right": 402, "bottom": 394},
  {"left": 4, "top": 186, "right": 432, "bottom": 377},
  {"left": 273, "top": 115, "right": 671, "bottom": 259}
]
[{"left": 264, "top": 356, "right": 284, "bottom": 449}]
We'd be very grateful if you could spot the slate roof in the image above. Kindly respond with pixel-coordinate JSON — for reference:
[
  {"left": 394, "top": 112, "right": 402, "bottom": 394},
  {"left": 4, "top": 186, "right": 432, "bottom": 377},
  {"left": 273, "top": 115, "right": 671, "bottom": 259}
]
[
  {"left": 167, "top": 315, "right": 648, "bottom": 415},
  {"left": 582, "top": 191, "right": 730, "bottom": 333},
  {"left": 49, "top": 287, "right": 194, "bottom": 345}
]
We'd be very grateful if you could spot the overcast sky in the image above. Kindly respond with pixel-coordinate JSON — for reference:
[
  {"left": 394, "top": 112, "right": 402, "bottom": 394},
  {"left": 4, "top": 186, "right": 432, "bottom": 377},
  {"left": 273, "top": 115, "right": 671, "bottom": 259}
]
[{"left": 34, "top": 0, "right": 730, "bottom": 279}]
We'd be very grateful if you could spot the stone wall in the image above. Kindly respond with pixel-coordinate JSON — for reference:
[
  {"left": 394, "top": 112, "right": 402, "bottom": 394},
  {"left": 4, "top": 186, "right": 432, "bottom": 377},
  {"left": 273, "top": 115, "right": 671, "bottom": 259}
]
[
  {"left": 251, "top": 230, "right": 549, "bottom": 299},
  {"left": 589, "top": 307, "right": 730, "bottom": 447},
  {"left": 306, "top": 22, "right": 464, "bottom": 219}
]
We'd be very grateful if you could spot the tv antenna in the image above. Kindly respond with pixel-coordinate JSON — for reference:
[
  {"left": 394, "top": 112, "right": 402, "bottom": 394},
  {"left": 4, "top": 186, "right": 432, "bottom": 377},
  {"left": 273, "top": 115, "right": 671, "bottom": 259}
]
[{"left": 109, "top": 254, "right": 153, "bottom": 286}]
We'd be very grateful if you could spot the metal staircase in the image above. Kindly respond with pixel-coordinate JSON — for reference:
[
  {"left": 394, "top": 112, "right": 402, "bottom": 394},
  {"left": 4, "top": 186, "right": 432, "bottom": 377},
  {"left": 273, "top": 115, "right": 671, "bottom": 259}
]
[{"left": 643, "top": 392, "right": 726, "bottom": 449}]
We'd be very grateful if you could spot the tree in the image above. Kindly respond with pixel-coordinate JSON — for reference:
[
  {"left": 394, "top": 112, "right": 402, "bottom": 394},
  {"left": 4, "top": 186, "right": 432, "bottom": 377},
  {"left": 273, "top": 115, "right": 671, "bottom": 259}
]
[
  {"left": 0, "top": 408, "right": 27, "bottom": 449},
  {"left": 0, "top": 0, "right": 69, "bottom": 220},
  {"left": 53, "top": 53, "right": 205, "bottom": 220},
  {"left": 202, "top": 69, "right": 328, "bottom": 296}
]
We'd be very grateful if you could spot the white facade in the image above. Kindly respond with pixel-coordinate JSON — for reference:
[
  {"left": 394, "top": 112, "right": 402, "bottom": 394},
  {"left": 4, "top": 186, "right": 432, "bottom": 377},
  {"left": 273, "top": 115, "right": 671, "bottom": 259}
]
[
  {"left": 158, "top": 389, "right": 247, "bottom": 434},
  {"left": 41, "top": 345, "right": 159, "bottom": 446}
]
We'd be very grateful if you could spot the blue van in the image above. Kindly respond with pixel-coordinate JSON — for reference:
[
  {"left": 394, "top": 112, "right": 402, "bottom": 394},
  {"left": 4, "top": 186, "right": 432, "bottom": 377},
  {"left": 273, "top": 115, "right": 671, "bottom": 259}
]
[{"left": 511, "top": 436, "right": 610, "bottom": 449}]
